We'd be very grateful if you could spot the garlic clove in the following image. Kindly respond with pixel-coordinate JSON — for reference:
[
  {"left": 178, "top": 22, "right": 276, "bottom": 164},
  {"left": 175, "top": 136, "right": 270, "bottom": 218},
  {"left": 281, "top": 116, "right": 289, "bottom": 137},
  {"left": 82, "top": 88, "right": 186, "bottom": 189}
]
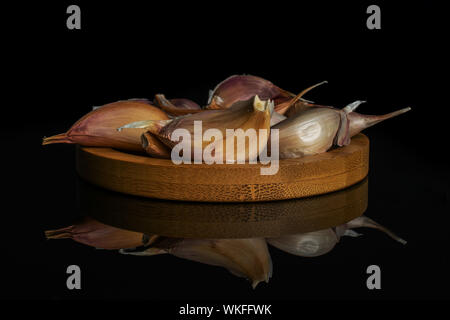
[
  {"left": 43, "top": 100, "right": 170, "bottom": 152},
  {"left": 141, "top": 132, "right": 171, "bottom": 158},
  {"left": 267, "top": 229, "right": 339, "bottom": 257},
  {"left": 347, "top": 107, "right": 411, "bottom": 138},
  {"left": 153, "top": 94, "right": 203, "bottom": 116},
  {"left": 207, "top": 74, "right": 290, "bottom": 110},
  {"left": 45, "top": 217, "right": 156, "bottom": 250}
]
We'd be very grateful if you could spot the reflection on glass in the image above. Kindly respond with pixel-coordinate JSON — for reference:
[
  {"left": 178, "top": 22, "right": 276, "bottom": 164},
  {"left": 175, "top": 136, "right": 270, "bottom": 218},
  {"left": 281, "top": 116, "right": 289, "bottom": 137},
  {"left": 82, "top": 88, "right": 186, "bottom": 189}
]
[{"left": 45, "top": 177, "right": 406, "bottom": 288}]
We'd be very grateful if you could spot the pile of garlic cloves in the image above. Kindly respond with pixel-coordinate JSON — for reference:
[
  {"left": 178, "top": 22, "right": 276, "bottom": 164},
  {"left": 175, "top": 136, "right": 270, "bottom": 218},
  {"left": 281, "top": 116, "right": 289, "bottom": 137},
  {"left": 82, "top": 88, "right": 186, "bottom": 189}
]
[
  {"left": 43, "top": 74, "right": 410, "bottom": 160},
  {"left": 45, "top": 215, "right": 406, "bottom": 288}
]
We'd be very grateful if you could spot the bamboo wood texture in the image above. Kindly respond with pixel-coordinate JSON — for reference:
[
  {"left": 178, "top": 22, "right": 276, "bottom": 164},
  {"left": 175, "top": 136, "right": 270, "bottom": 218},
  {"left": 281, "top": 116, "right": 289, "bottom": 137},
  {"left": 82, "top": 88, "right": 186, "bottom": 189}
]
[
  {"left": 76, "top": 134, "right": 369, "bottom": 202},
  {"left": 78, "top": 178, "right": 368, "bottom": 239}
]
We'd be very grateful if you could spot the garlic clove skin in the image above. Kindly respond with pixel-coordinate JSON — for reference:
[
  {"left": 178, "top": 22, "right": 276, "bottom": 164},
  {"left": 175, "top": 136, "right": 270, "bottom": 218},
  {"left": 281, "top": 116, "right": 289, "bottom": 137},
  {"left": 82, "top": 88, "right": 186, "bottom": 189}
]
[
  {"left": 274, "top": 107, "right": 342, "bottom": 159},
  {"left": 207, "top": 74, "right": 291, "bottom": 110},
  {"left": 347, "top": 107, "right": 411, "bottom": 138},
  {"left": 153, "top": 94, "right": 203, "bottom": 116},
  {"left": 43, "top": 100, "right": 169, "bottom": 152},
  {"left": 44, "top": 217, "right": 155, "bottom": 250},
  {"left": 141, "top": 132, "right": 171, "bottom": 159},
  {"left": 267, "top": 229, "right": 339, "bottom": 257}
]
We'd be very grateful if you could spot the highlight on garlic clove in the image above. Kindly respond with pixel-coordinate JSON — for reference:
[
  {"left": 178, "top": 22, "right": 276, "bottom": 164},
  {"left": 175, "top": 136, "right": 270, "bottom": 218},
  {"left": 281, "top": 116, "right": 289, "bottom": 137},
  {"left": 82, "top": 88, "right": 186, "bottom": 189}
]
[
  {"left": 153, "top": 94, "right": 203, "bottom": 116},
  {"left": 121, "top": 237, "right": 273, "bottom": 289},
  {"left": 141, "top": 131, "right": 171, "bottom": 159},
  {"left": 274, "top": 107, "right": 343, "bottom": 159},
  {"left": 42, "top": 100, "right": 170, "bottom": 152},
  {"left": 44, "top": 217, "right": 157, "bottom": 250}
]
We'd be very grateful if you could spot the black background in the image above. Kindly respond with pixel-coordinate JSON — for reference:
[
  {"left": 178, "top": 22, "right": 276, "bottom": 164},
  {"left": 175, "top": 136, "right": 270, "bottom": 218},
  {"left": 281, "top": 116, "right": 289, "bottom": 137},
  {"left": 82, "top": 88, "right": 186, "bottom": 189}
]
[{"left": 1, "top": 0, "right": 448, "bottom": 311}]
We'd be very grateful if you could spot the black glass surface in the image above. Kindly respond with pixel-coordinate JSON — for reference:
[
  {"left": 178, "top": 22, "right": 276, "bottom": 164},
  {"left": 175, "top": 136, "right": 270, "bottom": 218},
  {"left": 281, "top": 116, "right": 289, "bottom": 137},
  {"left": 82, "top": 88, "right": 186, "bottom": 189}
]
[{"left": 1, "top": 1, "right": 448, "bottom": 305}]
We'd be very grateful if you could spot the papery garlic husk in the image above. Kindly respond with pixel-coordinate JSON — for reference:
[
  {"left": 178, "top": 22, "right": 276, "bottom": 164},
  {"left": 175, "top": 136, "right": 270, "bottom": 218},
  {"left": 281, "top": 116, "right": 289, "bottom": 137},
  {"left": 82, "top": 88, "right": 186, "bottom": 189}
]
[
  {"left": 43, "top": 100, "right": 170, "bottom": 152},
  {"left": 121, "top": 95, "right": 273, "bottom": 163},
  {"left": 273, "top": 99, "right": 411, "bottom": 159},
  {"left": 141, "top": 131, "right": 171, "bottom": 158},
  {"left": 206, "top": 74, "right": 291, "bottom": 109},
  {"left": 121, "top": 237, "right": 272, "bottom": 289},
  {"left": 45, "top": 217, "right": 157, "bottom": 250},
  {"left": 153, "top": 94, "right": 203, "bottom": 116},
  {"left": 267, "top": 229, "right": 339, "bottom": 257}
]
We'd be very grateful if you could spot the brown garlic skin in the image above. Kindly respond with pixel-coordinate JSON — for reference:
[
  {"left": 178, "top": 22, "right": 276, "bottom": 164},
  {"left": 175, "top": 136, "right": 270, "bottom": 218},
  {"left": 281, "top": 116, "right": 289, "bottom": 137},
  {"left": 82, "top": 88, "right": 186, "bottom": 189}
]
[
  {"left": 153, "top": 94, "right": 203, "bottom": 116},
  {"left": 121, "top": 96, "right": 273, "bottom": 163},
  {"left": 42, "top": 100, "right": 169, "bottom": 152},
  {"left": 273, "top": 101, "right": 411, "bottom": 159},
  {"left": 44, "top": 217, "right": 156, "bottom": 250}
]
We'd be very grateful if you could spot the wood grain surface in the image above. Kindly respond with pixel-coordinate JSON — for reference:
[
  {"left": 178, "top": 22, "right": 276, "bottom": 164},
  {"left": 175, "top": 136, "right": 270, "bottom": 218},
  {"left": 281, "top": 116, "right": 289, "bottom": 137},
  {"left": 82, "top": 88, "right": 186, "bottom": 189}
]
[
  {"left": 76, "top": 134, "right": 369, "bottom": 202},
  {"left": 78, "top": 178, "right": 368, "bottom": 239}
]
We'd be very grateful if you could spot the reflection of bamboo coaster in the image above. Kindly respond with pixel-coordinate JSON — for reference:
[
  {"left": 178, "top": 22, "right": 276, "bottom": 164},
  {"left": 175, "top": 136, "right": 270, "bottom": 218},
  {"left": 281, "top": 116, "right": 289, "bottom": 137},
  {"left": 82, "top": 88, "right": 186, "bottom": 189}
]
[
  {"left": 76, "top": 134, "right": 369, "bottom": 202},
  {"left": 78, "top": 177, "right": 368, "bottom": 239}
]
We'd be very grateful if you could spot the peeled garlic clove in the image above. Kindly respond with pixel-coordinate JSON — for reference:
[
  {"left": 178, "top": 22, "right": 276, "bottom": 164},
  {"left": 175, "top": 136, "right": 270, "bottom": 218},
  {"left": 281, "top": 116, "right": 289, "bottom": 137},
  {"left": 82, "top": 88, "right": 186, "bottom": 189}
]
[
  {"left": 153, "top": 94, "right": 203, "bottom": 116},
  {"left": 267, "top": 229, "right": 339, "bottom": 257},
  {"left": 335, "top": 216, "right": 407, "bottom": 244},
  {"left": 44, "top": 217, "right": 156, "bottom": 250},
  {"left": 207, "top": 74, "right": 294, "bottom": 110},
  {"left": 43, "top": 100, "right": 169, "bottom": 152}
]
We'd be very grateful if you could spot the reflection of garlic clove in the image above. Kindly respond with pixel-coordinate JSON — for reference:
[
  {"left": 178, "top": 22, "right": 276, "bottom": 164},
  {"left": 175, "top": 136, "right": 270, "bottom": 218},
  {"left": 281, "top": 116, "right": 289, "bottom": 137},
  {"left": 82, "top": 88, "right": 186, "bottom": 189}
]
[
  {"left": 267, "top": 229, "right": 339, "bottom": 257},
  {"left": 141, "top": 131, "right": 171, "bottom": 158},
  {"left": 121, "top": 237, "right": 272, "bottom": 289},
  {"left": 270, "top": 111, "right": 287, "bottom": 127},
  {"left": 43, "top": 100, "right": 169, "bottom": 152},
  {"left": 45, "top": 217, "right": 156, "bottom": 250},
  {"left": 268, "top": 215, "right": 406, "bottom": 258}
]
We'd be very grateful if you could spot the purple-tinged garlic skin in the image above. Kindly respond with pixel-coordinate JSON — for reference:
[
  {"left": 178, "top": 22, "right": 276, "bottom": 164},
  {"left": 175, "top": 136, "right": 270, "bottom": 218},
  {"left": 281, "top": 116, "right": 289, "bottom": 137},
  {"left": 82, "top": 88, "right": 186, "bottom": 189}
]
[
  {"left": 42, "top": 100, "right": 169, "bottom": 152},
  {"left": 274, "top": 100, "right": 411, "bottom": 159},
  {"left": 207, "top": 74, "right": 295, "bottom": 110}
]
